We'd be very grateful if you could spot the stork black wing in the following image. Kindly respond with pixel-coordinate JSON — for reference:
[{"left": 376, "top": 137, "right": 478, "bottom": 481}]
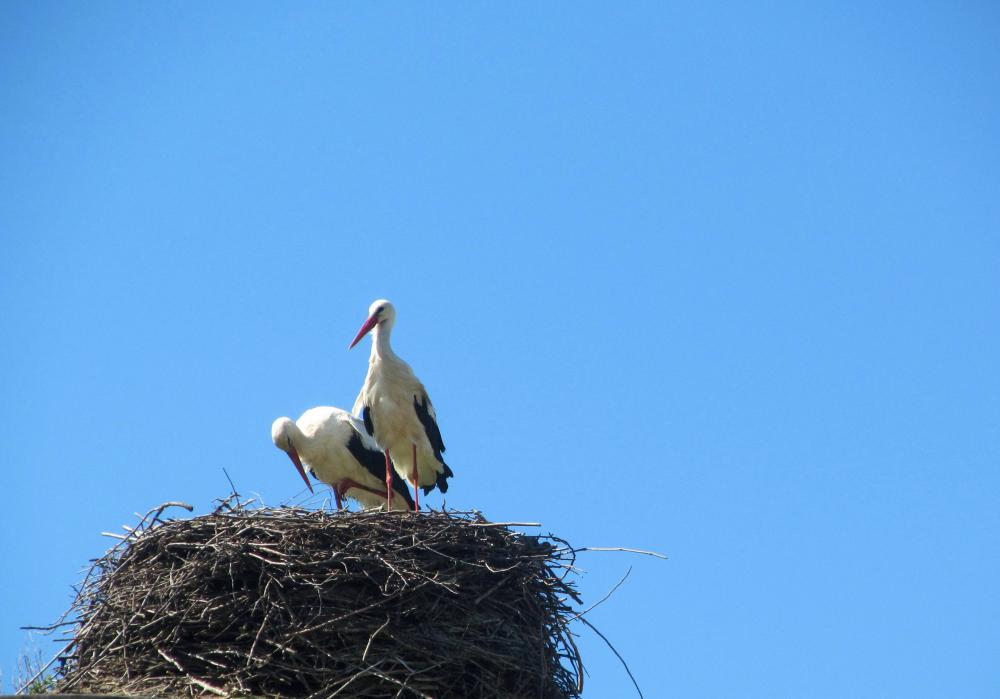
[
  {"left": 362, "top": 405, "right": 375, "bottom": 437},
  {"left": 429, "top": 461, "right": 454, "bottom": 495},
  {"left": 413, "top": 393, "right": 452, "bottom": 494},
  {"left": 413, "top": 393, "right": 445, "bottom": 462},
  {"left": 345, "top": 431, "right": 415, "bottom": 510}
]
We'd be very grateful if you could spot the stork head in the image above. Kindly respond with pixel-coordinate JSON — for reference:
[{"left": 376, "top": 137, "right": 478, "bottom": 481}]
[
  {"left": 270, "top": 417, "right": 314, "bottom": 493},
  {"left": 349, "top": 299, "right": 395, "bottom": 349}
]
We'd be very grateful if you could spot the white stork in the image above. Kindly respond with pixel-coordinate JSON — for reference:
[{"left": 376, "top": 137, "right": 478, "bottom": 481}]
[
  {"left": 271, "top": 406, "right": 415, "bottom": 511},
  {"left": 349, "top": 299, "right": 453, "bottom": 510}
]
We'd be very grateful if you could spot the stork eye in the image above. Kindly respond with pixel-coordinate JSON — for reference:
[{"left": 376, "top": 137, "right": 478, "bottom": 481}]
[{"left": 376, "top": 305, "right": 385, "bottom": 314}]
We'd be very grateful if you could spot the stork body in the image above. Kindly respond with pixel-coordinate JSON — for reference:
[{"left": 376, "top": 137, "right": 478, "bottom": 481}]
[
  {"left": 350, "top": 300, "right": 453, "bottom": 509},
  {"left": 271, "top": 406, "right": 415, "bottom": 511}
]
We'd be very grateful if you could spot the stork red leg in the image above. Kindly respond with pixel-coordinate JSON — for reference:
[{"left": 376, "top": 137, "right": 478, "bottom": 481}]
[
  {"left": 411, "top": 442, "right": 419, "bottom": 511},
  {"left": 384, "top": 447, "right": 393, "bottom": 511},
  {"left": 333, "top": 485, "right": 343, "bottom": 511}
]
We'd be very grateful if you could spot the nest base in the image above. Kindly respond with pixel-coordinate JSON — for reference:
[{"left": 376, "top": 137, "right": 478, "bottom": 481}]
[{"left": 56, "top": 502, "right": 582, "bottom": 699}]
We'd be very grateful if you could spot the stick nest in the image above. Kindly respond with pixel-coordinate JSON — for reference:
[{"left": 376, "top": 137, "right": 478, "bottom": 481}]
[{"left": 55, "top": 499, "right": 584, "bottom": 698}]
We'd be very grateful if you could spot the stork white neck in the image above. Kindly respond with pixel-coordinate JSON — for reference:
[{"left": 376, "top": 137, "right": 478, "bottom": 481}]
[{"left": 371, "top": 321, "right": 396, "bottom": 361}]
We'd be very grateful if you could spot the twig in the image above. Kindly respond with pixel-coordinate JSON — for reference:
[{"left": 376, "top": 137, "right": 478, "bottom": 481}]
[
  {"left": 157, "top": 647, "right": 186, "bottom": 673},
  {"left": 579, "top": 617, "right": 644, "bottom": 699},
  {"left": 573, "top": 546, "right": 667, "bottom": 559},
  {"left": 223, "top": 467, "right": 239, "bottom": 496},
  {"left": 564, "top": 566, "right": 632, "bottom": 625},
  {"left": 189, "top": 676, "right": 230, "bottom": 696},
  {"left": 148, "top": 500, "right": 194, "bottom": 524},
  {"left": 158, "top": 648, "right": 228, "bottom": 697},
  {"left": 19, "top": 621, "right": 75, "bottom": 631},
  {"left": 361, "top": 617, "right": 391, "bottom": 662}
]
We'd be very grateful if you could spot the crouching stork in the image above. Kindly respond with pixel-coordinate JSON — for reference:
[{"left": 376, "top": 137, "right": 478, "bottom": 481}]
[{"left": 271, "top": 406, "right": 415, "bottom": 511}]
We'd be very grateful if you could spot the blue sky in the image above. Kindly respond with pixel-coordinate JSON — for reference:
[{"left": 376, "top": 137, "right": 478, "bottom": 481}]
[{"left": 2, "top": 2, "right": 998, "bottom": 696}]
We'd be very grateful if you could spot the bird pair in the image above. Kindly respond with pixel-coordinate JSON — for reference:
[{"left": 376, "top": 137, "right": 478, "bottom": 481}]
[{"left": 271, "top": 300, "right": 453, "bottom": 511}]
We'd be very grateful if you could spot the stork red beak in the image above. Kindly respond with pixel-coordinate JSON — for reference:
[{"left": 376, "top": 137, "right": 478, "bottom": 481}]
[
  {"left": 349, "top": 313, "right": 379, "bottom": 349},
  {"left": 287, "top": 447, "right": 314, "bottom": 493}
]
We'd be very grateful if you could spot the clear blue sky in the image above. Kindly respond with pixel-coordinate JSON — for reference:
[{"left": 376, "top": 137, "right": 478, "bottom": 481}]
[{"left": 2, "top": 3, "right": 998, "bottom": 697}]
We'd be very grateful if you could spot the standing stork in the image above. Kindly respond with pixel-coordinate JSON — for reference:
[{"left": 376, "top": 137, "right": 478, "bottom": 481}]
[
  {"left": 349, "top": 299, "right": 453, "bottom": 510},
  {"left": 271, "top": 406, "right": 415, "bottom": 511}
]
